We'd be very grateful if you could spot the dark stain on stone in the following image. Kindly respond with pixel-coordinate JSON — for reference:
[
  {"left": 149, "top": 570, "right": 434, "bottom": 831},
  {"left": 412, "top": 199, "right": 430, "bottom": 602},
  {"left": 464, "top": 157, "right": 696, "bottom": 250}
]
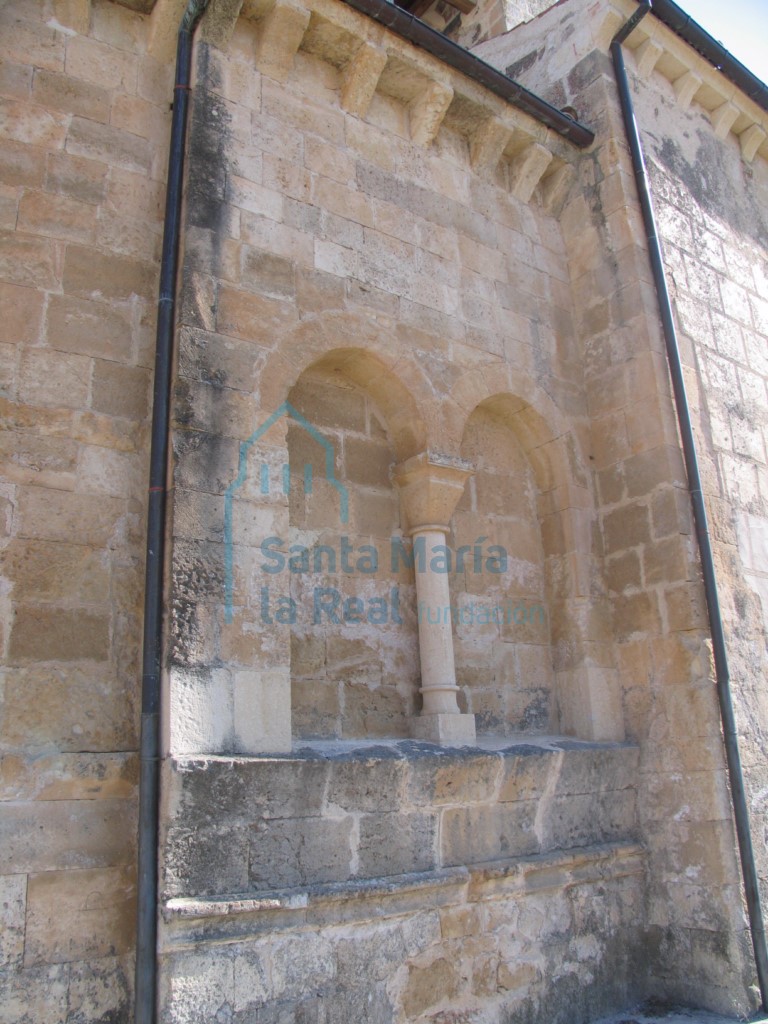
[
  {"left": 654, "top": 130, "right": 768, "bottom": 250},
  {"left": 173, "top": 378, "right": 195, "bottom": 426},
  {"left": 186, "top": 44, "right": 232, "bottom": 239},
  {"left": 506, "top": 48, "right": 543, "bottom": 82}
]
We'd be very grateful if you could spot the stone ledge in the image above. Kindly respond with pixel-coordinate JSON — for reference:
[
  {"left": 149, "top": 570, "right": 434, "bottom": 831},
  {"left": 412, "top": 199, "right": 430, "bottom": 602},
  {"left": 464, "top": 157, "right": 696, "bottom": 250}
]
[
  {"left": 161, "top": 840, "right": 645, "bottom": 949},
  {"left": 161, "top": 740, "right": 641, "bottom": 911},
  {"left": 164, "top": 863, "right": 470, "bottom": 921}
]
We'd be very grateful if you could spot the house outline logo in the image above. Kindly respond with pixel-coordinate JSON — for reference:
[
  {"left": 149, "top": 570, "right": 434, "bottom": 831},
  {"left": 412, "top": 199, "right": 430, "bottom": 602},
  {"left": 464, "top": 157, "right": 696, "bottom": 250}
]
[{"left": 224, "top": 401, "right": 349, "bottom": 623}]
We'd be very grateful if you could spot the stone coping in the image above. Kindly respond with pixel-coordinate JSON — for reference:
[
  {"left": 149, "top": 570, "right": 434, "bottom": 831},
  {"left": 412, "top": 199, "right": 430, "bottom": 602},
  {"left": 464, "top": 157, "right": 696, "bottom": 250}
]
[
  {"left": 172, "top": 733, "right": 638, "bottom": 765},
  {"left": 592, "top": 1011, "right": 768, "bottom": 1024}
]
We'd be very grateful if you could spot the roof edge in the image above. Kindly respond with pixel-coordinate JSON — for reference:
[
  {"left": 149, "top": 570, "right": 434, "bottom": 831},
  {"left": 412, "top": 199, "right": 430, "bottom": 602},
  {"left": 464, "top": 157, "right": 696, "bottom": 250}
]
[
  {"left": 339, "top": 0, "right": 595, "bottom": 147},
  {"left": 647, "top": 0, "right": 768, "bottom": 116}
]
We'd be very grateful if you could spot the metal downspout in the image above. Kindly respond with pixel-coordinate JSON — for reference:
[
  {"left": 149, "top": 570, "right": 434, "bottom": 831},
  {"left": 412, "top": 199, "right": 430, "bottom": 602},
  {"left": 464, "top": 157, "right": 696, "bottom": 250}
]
[
  {"left": 135, "top": 2, "right": 209, "bottom": 1021},
  {"left": 611, "top": 5, "right": 768, "bottom": 1011}
]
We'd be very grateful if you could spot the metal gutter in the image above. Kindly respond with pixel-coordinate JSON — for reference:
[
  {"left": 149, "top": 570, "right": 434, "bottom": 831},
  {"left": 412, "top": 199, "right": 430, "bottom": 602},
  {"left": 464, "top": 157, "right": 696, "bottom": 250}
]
[
  {"left": 646, "top": 0, "right": 768, "bottom": 116},
  {"left": 339, "top": 0, "right": 595, "bottom": 147},
  {"left": 611, "top": 4, "right": 768, "bottom": 1012},
  {"left": 135, "top": 1, "right": 209, "bottom": 1021}
]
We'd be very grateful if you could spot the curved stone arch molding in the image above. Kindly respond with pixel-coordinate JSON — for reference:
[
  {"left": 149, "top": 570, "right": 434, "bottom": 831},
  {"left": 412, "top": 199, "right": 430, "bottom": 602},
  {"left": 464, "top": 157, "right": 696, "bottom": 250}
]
[
  {"left": 446, "top": 372, "right": 622, "bottom": 742},
  {"left": 441, "top": 363, "right": 591, "bottom": 482},
  {"left": 258, "top": 313, "right": 433, "bottom": 459}
]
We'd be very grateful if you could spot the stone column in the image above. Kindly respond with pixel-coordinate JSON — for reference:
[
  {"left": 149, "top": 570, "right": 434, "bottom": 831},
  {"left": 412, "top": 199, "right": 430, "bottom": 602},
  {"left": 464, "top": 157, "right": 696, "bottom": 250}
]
[{"left": 394, "top": 453, "right": 476, "bottom": 746}]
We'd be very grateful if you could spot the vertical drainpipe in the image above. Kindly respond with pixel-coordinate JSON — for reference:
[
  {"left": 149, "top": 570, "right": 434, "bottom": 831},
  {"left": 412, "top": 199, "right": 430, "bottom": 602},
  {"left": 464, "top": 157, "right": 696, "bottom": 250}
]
[
  {"left": 610, "top": 4, "right": 768, "bottom": 1011},
  {"left": 135, "top": 2, "right": 209, "bottom": 1022}
]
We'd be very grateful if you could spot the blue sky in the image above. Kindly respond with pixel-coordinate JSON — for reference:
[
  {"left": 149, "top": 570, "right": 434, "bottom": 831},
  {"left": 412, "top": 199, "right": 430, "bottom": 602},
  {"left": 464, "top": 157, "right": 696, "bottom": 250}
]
[{"left": 682, "top": 0, "right": 766, "bottom": 81}]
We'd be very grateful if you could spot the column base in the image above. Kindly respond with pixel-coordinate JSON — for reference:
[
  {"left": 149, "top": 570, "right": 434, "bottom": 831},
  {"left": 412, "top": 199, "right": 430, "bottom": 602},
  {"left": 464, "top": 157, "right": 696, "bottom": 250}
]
[{"left": 410, "top": 713, "right": 476, "bottom": 746}]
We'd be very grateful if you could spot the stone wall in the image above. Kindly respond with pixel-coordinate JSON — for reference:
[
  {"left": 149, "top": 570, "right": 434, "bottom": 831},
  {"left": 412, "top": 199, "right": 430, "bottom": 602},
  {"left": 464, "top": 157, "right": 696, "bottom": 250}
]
[
  {"left": 0, "top": 1, "right": 172, "bottom": 1018},
  {"left": 475, "top": 0, "right": 768, "bottom": 1013},
  {"left": 166, "top": 0, "right": 611, "bottom": 757},
  {"left": 159, "top": 740, "right": 645, "bottom": 1023},
  {"left": 159, "top": 0, "right": 647, "bottom": 1019},
  {"left": 2, "top": 0, "right": 768, "bottom": 1021},
  {"left": 628, "top": 9, "right": 768, "bottom": 1001}
]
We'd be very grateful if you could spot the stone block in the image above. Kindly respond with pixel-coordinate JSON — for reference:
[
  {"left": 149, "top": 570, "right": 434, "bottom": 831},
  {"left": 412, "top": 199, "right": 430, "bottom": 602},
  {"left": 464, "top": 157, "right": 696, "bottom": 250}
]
[
  {"left": 177, "top": 326, "right": 267, "bottom": 395},
  {"left": 0, "top": 875, "right": 26, "bottom": 968},
  {"left": 0, "top": 752, "right": 137, "bottom": 803},
  {"left": 0, "top": 799, "right": 135, "bottom": 874},
  {"left": 216, "top": 284, "right": 294, "bottom": 345},
  {"left": 326, "top": 749, "right": 407, "bottom": 812},
  {"left": 611, "top": 590, "right": 661, "bottom": 641},
  {"left": 232, "top": 667, "right": 292, "bottom": 754},
  {"left": 357, "top": 811, "right": 437, "bottom": 878},
  {"left": 544, "top": 790, "right": 637, "bottom": 850},
  {"left": 0, "top": 665, "right": 137, "bottom": 752},
  {"left": 0, "top": 432, "right": 78, "bottom": 489},
  {"left": 254, "top": 0, "right": 311, "bottom": 83},
  {"left": 64, "top": 35, "right": 137, "bottom": 93},
  {"left": 17, "top": 347, "right": 90, "bottom": 410},
  {"left": 401, "top": 957, "right": 460, "bottom": 1018},
  {"left": 173, "top": 429, "right": 240, "bottom": 495},
  {"left": 0, "top": 962, "right": 70, "bottom": 1024},
  {"left": 292, "top": 678, "right": 340, "bottom": 738},
  {"left": 232, "top": 946, "right": 270, "bottom": 1014},
  {"left": 0, "top": 59, "right": 32, "bottom": 100},
  {"left": 602, "top": 502, "right": 651, "bottom": 554},
  {"left": 441, "top": 802, "right": 538, "bottom": 866},
  {"left": 91, "top": 361, "right": 150, "bottom": 421},
  {"left": 162, "top": 949, "right": 235, "bottom": 1024},
  {"left": 0, "top": 139, "right": 46, "bottom": 191},
  {"left": 335, "top": 923, "right": 407, "bottom": 986},
  {"left": 408, "top": 749, "right": 502, "bottom": 806},
  {"left": 9, "top": 606, "right": 110, "bottom": 662},
  {"left": 643, "top": 535, "right": 689, "bottom": 585},
  {"left": 269, "top": 932, "right": 335, "bottom": 999},
  {"left": 15, "top": 487, "right": 124, "bottom": 547},
  {"left": 262, "top": 79, "right": 345, "bottom": 146},
  {"left": 0, "top": 230, "right": 58, "bottom": 290},
  {"left": 66, "top": 115, "right": 151, "bottom": 175},
  {"left": 66, "top": 956, "right": 132, "bottom": 1024},
  {"left": 171, "top": 754, "right": 329, "bottom": 827},
  {"left": 62, "top": 243, "right": 154, "bottom": 302},
  {"left": 241, "top": 247, "right": 296, "bottom": 299},
  {"left": 341, "top": 42, "right": 387, "bottom": 119},
  {"left": 411, "top": 712, "right": 479, "bottom": 745},
  {"left": 0, "top": 281, "right": 44, "bottom": 344},
  {"left": 551, "top": 742, "right": 639, "bottom": 796},
  {"left": 343, "top": 436, "right": 393, "bottom": 488},
  {"left": 498, "top": 747, "right": 558, "bottom": 803},
  {"left": 32, "top": 69, "right": 108, "bottom": 123},
  {"left": 651, "top": 485, "right": 692, "bottom": 539},
  {"left": 343, "top": 683, "right": 409, "bottom": 739},
  {"left": 248, "top": 815, "right": 354, "bottom": 890},
  {"left": 606, "top": 549, "right": 642, "bottom": 594},
  {"left": 24, "top": 865, "right": 135, "bottom": 966},
  {"left": 163, "top": 824, "right": 250, "bottom": 898},
  {"left": 0, "top": 96, "right": 68, "bottom": 150}
]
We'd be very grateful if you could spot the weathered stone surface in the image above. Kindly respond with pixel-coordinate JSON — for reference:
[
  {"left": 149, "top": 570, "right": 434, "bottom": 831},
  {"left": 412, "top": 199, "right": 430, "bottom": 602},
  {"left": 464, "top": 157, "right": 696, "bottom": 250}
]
[
  {"left": 357, "top": 811, "right": 437, "bottom": 878},
  {"left": 0, "top": 875, "right": 26, "bottom": 968},
  {"left": 0, "top": 800, "right": 135, "bottom": 874},
  {"left": 248, "top": 816, "right": 355, "bottom": 890},
  {"left": 4, "top": 0, "right": 768, "bottom": 1020},
  {"left": 24, "top": 866, "right": 135, "bottom": 966}
]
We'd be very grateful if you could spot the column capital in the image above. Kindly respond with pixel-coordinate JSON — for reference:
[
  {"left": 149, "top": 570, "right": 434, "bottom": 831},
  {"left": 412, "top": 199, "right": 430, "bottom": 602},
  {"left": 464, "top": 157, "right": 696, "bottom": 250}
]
[{"left": 393, "top": 452, "right": 472, "bottom": 533}]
